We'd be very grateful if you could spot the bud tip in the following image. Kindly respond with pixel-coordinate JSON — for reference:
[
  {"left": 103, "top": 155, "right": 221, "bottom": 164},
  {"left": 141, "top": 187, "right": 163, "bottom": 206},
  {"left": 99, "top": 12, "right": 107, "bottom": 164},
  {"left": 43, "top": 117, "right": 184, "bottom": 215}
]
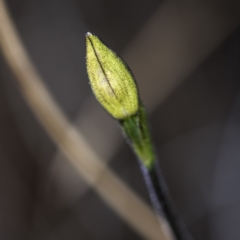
[{"left": 85, "top": 32, "right": 92, "bottom": 38}]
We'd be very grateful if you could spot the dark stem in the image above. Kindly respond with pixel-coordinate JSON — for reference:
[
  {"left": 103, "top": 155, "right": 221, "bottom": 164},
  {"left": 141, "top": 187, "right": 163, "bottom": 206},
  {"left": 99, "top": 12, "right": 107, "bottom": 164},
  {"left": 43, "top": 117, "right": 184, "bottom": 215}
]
[{"left": 139, "top": 161, "right": 192, "bottom": 240}]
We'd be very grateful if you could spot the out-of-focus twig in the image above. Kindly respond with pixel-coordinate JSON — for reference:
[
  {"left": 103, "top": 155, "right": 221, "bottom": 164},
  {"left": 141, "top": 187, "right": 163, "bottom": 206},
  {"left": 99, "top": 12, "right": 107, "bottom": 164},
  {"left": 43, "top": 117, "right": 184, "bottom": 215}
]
[{"left": 0, "top": 0, "right": 173, "bottom": 239}]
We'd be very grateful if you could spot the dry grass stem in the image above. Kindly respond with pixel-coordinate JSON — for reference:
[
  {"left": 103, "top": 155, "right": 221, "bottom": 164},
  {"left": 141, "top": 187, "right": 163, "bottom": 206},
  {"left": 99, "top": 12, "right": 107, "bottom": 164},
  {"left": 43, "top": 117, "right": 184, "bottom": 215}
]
[{"left": 0, "top": 1, "right": 173, "bottom": 239}]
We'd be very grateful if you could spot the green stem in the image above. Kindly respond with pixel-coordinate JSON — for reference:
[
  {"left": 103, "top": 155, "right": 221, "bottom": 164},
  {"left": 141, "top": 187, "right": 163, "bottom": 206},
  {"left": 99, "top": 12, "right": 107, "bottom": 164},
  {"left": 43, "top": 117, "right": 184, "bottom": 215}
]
[
  {"left": 120, "top": 102, "right": 155, "bottom": 170},
  {"left": 119, "top": 102, "right": 192, "bottom": 240}
]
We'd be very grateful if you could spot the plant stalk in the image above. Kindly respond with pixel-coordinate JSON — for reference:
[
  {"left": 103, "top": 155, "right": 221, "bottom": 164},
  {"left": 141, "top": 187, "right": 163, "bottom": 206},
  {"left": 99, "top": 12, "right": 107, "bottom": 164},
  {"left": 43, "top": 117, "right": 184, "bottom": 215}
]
[{"left": 120, "top": 102, "right": 192, "bottom": 240}]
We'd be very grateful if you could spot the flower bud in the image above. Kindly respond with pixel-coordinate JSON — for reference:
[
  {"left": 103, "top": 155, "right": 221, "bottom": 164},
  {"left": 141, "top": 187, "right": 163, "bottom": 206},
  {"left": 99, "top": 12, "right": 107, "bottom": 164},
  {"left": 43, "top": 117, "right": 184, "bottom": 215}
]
[{"left": 86, "top": 32, "right": 139, "bottom": 119}]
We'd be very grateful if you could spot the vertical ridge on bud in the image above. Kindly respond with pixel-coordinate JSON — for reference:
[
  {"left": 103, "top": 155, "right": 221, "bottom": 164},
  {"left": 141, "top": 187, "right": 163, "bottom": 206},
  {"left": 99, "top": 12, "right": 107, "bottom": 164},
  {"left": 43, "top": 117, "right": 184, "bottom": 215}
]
[{"left": 86, "top": 32, "right": 139, "bottom": 119}]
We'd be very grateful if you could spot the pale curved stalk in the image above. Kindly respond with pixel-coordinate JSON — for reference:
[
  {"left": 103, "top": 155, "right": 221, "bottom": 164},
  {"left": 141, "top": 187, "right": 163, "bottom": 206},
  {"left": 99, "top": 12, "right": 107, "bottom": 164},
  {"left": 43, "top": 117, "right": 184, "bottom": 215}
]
[{"left": 0, "top": 1, "right": 173, "bottom": 239}]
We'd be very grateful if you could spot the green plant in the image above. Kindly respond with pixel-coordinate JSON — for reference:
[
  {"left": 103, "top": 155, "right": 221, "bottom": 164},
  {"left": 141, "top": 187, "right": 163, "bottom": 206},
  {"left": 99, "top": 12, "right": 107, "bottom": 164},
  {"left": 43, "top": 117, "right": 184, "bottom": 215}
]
[{"left": 86, "top": 32, "right": 191, "bottom": 240}]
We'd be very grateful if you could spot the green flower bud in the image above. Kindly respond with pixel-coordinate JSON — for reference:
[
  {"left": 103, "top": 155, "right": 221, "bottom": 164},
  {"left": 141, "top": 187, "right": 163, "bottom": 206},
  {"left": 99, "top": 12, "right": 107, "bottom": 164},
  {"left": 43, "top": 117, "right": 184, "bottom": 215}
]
[{"left": 86, "top": 32, "right": 139, "bottom": 119}]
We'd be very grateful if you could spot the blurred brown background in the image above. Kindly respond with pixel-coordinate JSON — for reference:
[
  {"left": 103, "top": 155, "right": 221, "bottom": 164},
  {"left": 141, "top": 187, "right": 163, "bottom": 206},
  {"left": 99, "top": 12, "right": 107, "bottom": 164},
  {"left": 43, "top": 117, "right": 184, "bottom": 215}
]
[{"left": 0, "top": 0, "right": 240, "bottom": 239}]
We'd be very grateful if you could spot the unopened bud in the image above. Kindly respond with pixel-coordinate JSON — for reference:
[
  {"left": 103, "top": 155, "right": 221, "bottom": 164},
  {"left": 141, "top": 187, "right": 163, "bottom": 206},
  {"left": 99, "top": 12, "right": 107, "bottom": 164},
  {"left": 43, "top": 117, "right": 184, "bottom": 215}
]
[{"left": 86, "top": 32, "right": 139, "bottom": 119}]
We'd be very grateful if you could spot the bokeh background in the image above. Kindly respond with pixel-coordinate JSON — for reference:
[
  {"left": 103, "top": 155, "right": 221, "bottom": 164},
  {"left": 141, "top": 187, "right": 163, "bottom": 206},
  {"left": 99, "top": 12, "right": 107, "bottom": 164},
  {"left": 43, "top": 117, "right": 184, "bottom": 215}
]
[{"left": 0, "top": 0, "right": 240, "bottom": 239}]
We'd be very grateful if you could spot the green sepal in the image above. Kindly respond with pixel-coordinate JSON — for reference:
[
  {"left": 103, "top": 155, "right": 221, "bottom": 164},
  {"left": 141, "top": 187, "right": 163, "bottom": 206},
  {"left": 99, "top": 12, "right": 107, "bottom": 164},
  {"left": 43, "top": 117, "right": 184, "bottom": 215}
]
[{"left": 120, "top": 102, "right": 155, "bottom": 169}]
